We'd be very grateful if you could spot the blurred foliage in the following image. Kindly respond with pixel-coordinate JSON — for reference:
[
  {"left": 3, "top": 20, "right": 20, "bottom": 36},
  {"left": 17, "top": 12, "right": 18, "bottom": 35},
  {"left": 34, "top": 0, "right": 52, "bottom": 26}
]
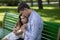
[{"left": 0, "top": 0, "right": 58, "bottom": 6}]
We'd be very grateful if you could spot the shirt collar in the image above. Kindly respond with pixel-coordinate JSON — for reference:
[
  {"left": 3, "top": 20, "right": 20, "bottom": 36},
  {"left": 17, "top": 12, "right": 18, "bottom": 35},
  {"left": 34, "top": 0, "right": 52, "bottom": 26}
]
[{"left": 28, "top": 10, "right": 34, "bottom": 22}]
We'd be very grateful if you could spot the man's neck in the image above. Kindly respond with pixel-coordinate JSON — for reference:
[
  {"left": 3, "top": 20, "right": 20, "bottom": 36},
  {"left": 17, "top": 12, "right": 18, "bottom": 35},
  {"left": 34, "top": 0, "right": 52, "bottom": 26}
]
[{"left": 28, "top": 9, "right": 32, "bottom": 17}]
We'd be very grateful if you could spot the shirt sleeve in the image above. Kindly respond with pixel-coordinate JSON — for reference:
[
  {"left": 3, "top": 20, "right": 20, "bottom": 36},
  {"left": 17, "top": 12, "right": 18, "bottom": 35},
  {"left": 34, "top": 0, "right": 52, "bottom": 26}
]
[{"left": 24, "top": 18, "right": 39, "bottom": 40}]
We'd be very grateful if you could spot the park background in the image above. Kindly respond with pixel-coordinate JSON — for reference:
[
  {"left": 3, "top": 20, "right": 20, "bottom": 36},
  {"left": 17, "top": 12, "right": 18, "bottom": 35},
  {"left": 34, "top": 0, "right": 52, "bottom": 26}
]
[{"left": 0, "top": 0, "right": 60, "bottom": 40}]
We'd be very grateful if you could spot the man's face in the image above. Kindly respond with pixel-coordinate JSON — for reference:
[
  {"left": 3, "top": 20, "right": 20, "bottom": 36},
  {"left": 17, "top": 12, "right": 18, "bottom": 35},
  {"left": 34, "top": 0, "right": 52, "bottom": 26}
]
[{"left": 19, "top": 9, "right": 29, "bottom": 17}]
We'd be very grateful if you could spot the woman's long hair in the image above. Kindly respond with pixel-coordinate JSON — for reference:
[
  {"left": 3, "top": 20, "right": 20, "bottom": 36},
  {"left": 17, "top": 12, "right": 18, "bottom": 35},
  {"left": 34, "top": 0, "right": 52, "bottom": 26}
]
[
  {"left": 15, "top": 13, "right": 28, "bottom": 28},
  {"left": 15, "top": 14, "right": 23, "bottom": 28}
]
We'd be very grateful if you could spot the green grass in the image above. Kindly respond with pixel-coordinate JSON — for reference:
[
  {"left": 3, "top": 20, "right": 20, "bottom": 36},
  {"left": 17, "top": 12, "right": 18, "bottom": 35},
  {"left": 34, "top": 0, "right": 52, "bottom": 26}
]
[
  {"left": 0, "top": 4, "right": 60, "bottom": 27},
  {"left": 0, "top": 6, "right": 17, "bottom": 13},
  {"left": 0, "top": 13, "right": 4, "bottom": 27},
  {"left": 26, "top": 0, "right": 58, "bottom": 2},
  {"left": 35, "top": 9, "right": 60, "bottom": 23}
]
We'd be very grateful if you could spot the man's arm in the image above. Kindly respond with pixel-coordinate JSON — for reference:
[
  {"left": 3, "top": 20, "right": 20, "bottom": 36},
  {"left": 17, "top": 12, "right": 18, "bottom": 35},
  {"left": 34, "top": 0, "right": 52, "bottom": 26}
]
[{"left": 24, "top": 19, "right": 43, "bottom": 40}]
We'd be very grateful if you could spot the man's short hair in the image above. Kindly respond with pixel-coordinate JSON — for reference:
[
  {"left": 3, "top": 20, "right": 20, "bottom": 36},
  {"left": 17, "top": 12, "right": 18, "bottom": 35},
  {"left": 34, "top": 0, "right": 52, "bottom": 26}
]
[{"left": 18, "top": 2, "right": 30, "bottom": 13}]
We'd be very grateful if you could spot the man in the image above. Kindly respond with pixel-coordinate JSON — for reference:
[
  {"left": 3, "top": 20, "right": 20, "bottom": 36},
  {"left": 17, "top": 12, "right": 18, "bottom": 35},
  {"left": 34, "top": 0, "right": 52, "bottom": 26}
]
[{"left": 17, "top": 2, "right": 43, "bottom": 40}]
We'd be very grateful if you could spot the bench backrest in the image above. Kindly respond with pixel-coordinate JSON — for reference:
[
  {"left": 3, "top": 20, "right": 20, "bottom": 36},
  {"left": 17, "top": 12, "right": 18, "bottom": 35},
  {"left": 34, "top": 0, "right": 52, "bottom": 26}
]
[
  {"left": 3, "top": 13, "right": 19, "bottom": 37},
  {"left": 3, "top": 13, "right": 59, "bottom": 40},
  {"left": 42, "top": 22, "right": 59, "bottom": 40}
]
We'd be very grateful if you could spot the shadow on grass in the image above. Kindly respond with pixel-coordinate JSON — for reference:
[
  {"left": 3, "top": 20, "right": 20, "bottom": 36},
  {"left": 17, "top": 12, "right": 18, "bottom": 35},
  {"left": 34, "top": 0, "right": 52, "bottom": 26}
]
[
  {"left": 35, "top": 9, "right": 60, "bottom": 20},
  {"left": 43, "top": 4, "right": 58, "bottom": 7},
  {"left": 0, "top": 21, "right": 2, "bottom": 27},
  {"left": 0, "top": 8, "right": 17, "bottom": 13}
]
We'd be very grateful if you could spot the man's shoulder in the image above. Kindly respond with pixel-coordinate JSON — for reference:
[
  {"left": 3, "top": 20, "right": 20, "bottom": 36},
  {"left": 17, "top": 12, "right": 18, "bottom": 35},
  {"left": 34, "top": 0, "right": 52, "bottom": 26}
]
[
  {"left": 32, "top": 11, "right": 40, "bottom": 19},
  {"left": 29, "top": 10, "right": 41, "bottom": 21}
]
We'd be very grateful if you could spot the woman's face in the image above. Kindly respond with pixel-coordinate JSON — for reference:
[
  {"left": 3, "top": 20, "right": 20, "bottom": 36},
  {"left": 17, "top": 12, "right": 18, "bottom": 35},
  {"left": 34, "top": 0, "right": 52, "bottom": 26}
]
[{"left": 21, "top": 16, "right": 27, "bottom": 24}]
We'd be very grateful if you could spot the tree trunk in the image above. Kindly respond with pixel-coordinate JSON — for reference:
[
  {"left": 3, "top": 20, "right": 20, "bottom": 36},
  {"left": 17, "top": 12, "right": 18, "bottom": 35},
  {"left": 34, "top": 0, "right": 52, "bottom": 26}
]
[
  {"left": 38, "top": 0, "right": 43, "bottom": 9},
  {"left": 59, "top": 0, "right": 60, "bottom": 8},
  {"left": 30, "top": 0, "right": 33, "bottom": 7},
  {"left": 47, "top": 0, "right": 50, "bottom": 4}
]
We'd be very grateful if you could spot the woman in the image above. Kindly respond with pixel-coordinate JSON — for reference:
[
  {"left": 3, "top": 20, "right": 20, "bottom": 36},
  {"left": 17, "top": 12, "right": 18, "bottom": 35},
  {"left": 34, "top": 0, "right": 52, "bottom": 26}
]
[{"left": 2, "top": 14, "right": 28, "bottom": 40}]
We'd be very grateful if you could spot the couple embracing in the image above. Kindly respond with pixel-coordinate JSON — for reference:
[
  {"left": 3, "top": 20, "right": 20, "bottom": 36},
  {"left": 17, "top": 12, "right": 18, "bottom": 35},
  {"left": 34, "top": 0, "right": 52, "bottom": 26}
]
[{"left": 2, "top": 2, "right": 43, "bottom": 40}]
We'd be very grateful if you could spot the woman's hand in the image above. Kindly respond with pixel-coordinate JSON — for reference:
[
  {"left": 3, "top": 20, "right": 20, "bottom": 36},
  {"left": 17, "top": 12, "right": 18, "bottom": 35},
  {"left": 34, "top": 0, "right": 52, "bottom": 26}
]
[
  {"left": 13, "top": 26, "right": 21, "bottom": 36},
  {"left": 13, "top": 27, "right": 18, "bottom": 33},
  {"left": 20, "top": 24, "right": 27, "bottom": 33},
  {"left": 13, "top": 30, "right": 23, "bottom": 36},
  {"left": 13, "top": 24, "right": 27, "bottom": 36}
]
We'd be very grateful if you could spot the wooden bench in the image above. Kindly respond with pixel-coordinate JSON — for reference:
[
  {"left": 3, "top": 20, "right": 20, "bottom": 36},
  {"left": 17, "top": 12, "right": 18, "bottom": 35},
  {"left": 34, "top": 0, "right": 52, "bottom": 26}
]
[{"left": 0, "top": 12, "right": 60, "bottom": 40}]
